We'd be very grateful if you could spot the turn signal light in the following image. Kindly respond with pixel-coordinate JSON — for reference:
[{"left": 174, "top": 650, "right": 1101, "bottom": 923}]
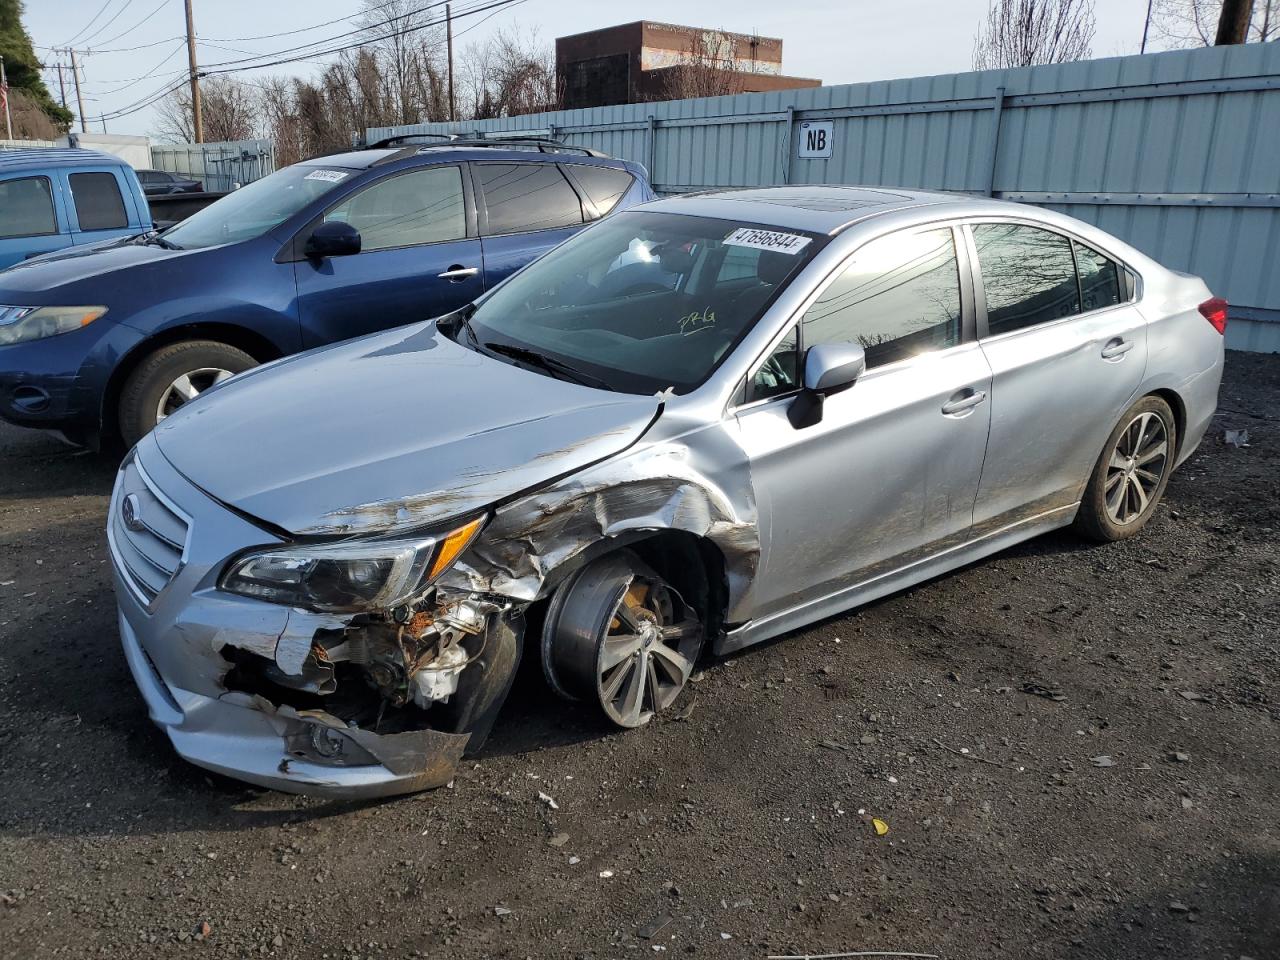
[{"left": 1198, "top": 297, "right": 1228, "bottom": 335}]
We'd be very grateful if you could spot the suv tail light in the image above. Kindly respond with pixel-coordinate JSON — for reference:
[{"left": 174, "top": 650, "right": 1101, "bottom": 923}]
[{"left": 1198, "top": 297, "right": 1228, "bottom": 335}]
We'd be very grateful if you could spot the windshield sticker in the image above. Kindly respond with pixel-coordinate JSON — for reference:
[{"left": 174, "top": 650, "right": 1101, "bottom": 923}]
[
  {"left": 304, "top": 169, "right": 350, "bottom": 183},
  {"left": 724, "top": 228, "right": 811, "bottom": 255}
]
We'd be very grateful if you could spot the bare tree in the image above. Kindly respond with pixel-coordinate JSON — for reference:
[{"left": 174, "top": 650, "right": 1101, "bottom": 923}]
[
  {"left": 656, "top": 29, "right": 770, "bottom": 100},
  {"left": 459, "top": 26, "right": 557, "bottom": 119},
  {"left": 973, "top": 0, "right": 1096, "bottom": 70},
  {"left": 1151, "top": 0, "right": 1276, "bottom": 46},
  {"left": 153, "top": 76, "right": 259, "bottom": 143}
]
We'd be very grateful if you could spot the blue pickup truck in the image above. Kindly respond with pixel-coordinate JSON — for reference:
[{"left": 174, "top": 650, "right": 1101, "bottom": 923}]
[
  {"left": 0, "top": 148, "right": 152, "bottom": 269},
  {"left": 0, "top": 138, "right": 653, "bottom": 448}
]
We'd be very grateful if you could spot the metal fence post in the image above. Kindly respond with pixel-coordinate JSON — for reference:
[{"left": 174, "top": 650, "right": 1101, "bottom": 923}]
[
  {"left": 646, "top": 115, "right": 656, "bottom": 183},
  {"left": 779, "top": 106, "right": 795, "bottom": 185},
  {"left": 984, "top": 86, "right": 1006, "bottom": 197}
]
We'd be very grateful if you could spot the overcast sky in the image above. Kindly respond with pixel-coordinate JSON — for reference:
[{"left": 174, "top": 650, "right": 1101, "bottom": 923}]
[{"left": 29, "top": 0, "right": 1162, "bottom": 138}]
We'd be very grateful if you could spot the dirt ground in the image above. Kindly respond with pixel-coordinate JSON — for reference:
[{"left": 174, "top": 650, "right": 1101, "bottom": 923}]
[{"left": 1, "top": 351, "right": 1277, "bottom": 960}]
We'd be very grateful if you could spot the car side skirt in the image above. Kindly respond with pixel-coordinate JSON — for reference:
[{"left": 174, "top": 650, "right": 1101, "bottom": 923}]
[{"left": 717, "top": 502, "right": 1079, "bottom": 655}]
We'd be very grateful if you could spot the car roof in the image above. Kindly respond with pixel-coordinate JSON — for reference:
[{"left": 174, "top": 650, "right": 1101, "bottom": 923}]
[
  {"left": 642, "top": 185, "right": 977, "bottom": 234},
  {"left": 0, "top": 147, "right": 126, "bottom": 173}
]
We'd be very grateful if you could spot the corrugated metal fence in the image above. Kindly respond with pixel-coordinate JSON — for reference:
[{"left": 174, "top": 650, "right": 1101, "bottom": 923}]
[
  {"left": 149, "top": 138, "right": 275, "bottom": 193},
  {"left": 370, "top": 43, "right": 1280, "bottom": 353}
]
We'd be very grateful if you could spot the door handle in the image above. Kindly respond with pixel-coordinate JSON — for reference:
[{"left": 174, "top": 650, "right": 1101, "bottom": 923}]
[
  {"left": 941, "top": 388, "right": 988, "bottom": 417},
  {"left": 438, "top": 265, "right": 479, "bottom": 281},
  {"left": 1101, "top": 337, "right": 1134, "bottom": 360}
]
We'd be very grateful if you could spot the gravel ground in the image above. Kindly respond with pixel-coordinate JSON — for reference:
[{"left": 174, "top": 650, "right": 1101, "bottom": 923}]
[{"left": 1, "top": 351, "right": 1277, "bottom": 960}]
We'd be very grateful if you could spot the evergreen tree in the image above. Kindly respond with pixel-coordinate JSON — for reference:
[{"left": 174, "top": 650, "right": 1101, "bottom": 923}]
[{"left": 0, "top": 0, "right": 73, "bottom": 130}]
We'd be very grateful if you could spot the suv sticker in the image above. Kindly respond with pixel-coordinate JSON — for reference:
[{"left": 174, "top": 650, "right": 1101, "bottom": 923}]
[
  {"left": 304, "top": 169, "right": 350, "bottom": 183},
  {"left": 724, "top": 228, "right": 811, "bottom": 254}
]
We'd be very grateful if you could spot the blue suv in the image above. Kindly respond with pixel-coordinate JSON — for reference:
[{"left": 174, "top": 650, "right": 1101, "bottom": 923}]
[{"left": 0, "top": 138, "right": 653, "bottom": 447}]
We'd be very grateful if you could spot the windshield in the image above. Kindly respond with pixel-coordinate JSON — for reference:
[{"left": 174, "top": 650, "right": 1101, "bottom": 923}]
[
  {"left": 466, "top": 211, "right": 821, "bottom": 394},
  {"left": 162, "top": 164, "right": 356, "bottom": 250}
]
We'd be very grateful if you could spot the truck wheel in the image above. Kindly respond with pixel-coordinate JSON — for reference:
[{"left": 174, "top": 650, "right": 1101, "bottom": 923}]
[{"left": 118, "top": 340, "right": 256, "bottom": 447}]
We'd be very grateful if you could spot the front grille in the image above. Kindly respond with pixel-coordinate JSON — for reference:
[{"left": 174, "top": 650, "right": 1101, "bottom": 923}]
[{"left": 109, "top": 456, "right": 191, "bottom": 605}]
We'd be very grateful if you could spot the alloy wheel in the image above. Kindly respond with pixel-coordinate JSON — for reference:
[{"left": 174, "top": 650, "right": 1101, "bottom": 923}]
[
  {"left": 154, "top": 367, "right": 236, "bottom": 423},
  {"left": 1103, "top": 410, "right": 1169, "bottom": 525}
]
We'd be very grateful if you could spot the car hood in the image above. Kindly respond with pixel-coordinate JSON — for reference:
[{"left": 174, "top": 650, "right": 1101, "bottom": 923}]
[
  {"left": 152, "top": 321, "right": 661, "bottom": 536},
  {"left": 0, "top": 236, "right": 193, "bottom": 298}
]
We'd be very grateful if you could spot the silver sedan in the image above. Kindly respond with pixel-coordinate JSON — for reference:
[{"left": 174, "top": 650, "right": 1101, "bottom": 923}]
[{"left": 108, "top": 186, "right": 1225, "bottom": 797}]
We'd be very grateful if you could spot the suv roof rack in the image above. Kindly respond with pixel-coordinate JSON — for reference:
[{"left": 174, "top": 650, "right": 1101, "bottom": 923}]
[{"left": 367, "top": 132, "right": 609, "bottom": 158}]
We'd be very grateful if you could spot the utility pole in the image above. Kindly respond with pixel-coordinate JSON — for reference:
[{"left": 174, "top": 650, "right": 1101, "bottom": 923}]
[
  {"left": 69, "top": 48, "right": 87, "bottom": 133},
  {"left": 1140, "top": 0, "right": 1154, "bottom": 54},
  {"left": 56, "top": 61, "right": 68, "bottom": 109},
  {"left": 446, "top": 2, "right": 456, "bottom": 123},
  {"left": 184, "top": 0, "right": 204, "bottom": 142},
  {"left": 1214, "top": 0, "right": 1255, "bottom": 44}
]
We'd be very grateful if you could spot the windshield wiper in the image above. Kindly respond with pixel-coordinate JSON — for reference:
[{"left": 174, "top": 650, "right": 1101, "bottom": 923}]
[
  {"left": 137, "top": 230, "right": 182, "bottom": 250},
  {"left": 481, "top": 341, "right": 613, "bottom": 390}
]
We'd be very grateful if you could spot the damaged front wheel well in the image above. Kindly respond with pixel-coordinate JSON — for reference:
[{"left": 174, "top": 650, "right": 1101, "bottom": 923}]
[{"left": 627, "top": 531, "right": 729, "bottom": 646}]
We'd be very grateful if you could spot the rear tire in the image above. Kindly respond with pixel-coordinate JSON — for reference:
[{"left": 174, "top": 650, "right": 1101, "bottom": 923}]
[
  {"left": 1075, "top": 395, "right": 1177, "bottom": 542},
  {"left": 118, "top": 341, "right": 256, "bottom": 448}
]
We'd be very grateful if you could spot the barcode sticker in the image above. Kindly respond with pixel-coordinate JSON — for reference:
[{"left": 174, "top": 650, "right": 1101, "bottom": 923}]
[
  {"left": 724, "top": 228, "right": 812, "bottom": 254},
  {"left": 304, "top": 169, "right": 350, "bottom": 183}
]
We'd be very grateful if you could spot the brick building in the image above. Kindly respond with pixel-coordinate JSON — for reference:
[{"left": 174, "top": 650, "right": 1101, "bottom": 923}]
[{"left": 556, "top": 22, "right": 821, "bottom": 110}]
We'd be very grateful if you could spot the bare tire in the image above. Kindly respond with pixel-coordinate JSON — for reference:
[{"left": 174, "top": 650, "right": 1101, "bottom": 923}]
[
  {"left": 542, "top": 550, "right": 704, "bottom": 729},
  {"left": 118, "top": 341, "right": 256, "bottom": 447},
  {"left": 1075, "top": 395, "right": 1177, "bottom": 542}
]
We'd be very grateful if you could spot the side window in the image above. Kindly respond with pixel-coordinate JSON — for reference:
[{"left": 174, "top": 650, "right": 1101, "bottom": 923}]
[
  {"left": 564, "top": 164, "right": 633, "bottom": 217},
  {"left": 477, "top": 163, "right": 583, "bottom": 235},
  {"left": 747, "top": 327, "right": 800, "bottom": 402},
  {"left": 973, "top": 223, "right": 1080, "bottom": 335},
  {"left": 324, "top": 165, "right": 465, "bottom": 251},
  {"left": 69, "top": 172, "right": 128, "bottom": 231},
  {"left": 1073, "top": 240, "right": 1122, "bottom": 312},
  {"left": 0, "top": 177, "right": 57, "bottom": 238},
  {"left": 801, "top": 227, "right": 962, "bottom": 368}
]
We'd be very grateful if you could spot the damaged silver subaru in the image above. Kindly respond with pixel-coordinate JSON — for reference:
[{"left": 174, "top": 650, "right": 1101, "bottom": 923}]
[{"left": 108, "top": 186, "right": 1224, "bottom": 797}]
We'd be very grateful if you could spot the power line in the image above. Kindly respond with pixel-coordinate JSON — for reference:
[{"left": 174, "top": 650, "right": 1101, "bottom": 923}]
[
  {"left": 58, "top": 0, "right": 116, "bottom": 48},
  {"left": 201, "top": 0, "right": 514, "bottom": 76},
  {"left": 77, "top": 0, "right": 140, "bottom": 47},
  {"left": 91, "top": 0, "right": 177, "bottom": 50},
  {"left": 203, "top": 0, "right": 447, "bottom": 44}
]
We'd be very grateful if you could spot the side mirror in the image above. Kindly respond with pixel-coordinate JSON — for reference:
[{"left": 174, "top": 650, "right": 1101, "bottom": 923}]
[
  {"left": 789, "top": 343, "right": 867, "bottom": 429},
  {"left": 305, "top": 220, "right": 361, "bottom": 259}
]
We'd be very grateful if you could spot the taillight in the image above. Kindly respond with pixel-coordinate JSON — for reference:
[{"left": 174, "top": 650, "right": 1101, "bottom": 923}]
[{"left": 1198, "top": 297, "right": 1228, "bottom": 335}]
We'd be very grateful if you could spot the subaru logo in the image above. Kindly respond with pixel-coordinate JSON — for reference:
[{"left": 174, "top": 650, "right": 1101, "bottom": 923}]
[{"left": 121, "top": 493, "right": 144, "bottom": 533}]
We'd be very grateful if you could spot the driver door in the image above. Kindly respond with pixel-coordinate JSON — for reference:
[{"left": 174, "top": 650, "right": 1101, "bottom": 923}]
[
  {"left": 733, "top": 226, "right": 993, "bottom": 619},
  {"left": 294, "top": 164, "right": 482, "bottom": 348}
]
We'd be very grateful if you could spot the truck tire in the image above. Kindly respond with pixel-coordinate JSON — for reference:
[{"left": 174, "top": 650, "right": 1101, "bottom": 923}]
[{"left": 118, "top": 340, "right": 256, "bottom": 448}]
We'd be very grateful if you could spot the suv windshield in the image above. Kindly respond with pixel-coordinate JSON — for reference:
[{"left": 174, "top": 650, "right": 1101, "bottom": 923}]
[
  {"left": 162, "top": 164, "right": 355, "bottom": 250},
  {"left": 466, "top": 211, "right": 821, "bottom": 394}
]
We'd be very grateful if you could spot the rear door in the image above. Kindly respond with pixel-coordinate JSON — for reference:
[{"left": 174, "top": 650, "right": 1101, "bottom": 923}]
[
  {"left": 473, "top": 161, "right": 587, "bottom": 287},
  {"left": 0, "top": 174, "right": 72, "bottom": 267},
  {"left": 293, "top": 163, "right": 483, "bottom": 347},
  {"left": 966, "top": 221, "right": 1146, "bottom": 529}
]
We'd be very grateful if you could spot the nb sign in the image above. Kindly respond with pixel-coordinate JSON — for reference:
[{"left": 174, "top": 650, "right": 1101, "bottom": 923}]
[{"left": 797, "top": 120, "right": 834, "bottom": 159}]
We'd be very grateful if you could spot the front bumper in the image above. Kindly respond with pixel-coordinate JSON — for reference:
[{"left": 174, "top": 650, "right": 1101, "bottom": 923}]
[{"left": 108, "top": 436, "right": 487, "bottom": 799}]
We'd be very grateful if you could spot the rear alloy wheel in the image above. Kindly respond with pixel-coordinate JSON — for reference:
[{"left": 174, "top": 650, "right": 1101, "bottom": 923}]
[
  {"left": 117, "top": 340, "right": 257, "bottom": 447},
  {"left": 1075, "top": 395, "right": 1177, "bottom": 542},
  {"left": 543, "top": 551, "right": 704, "bottom": 728}
]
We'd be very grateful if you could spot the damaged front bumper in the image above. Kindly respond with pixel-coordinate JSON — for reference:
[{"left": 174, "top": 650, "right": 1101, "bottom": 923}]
[{"left": 109, "top": 437, "right": 521, "bottom": 799}]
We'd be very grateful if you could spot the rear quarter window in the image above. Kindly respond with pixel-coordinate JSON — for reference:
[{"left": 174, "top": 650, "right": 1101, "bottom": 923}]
[
  {"left": 564, "top": 164, "right": 634, "bottom": 217},
  {"left": 69, "top": 172, "right": 129, "bottom": 231},
  {"left": 0, "top": 176, "right": 57, "bottom": 238},
  {"left": 476, "top": 162, "right": 583, "bottom": 235}
]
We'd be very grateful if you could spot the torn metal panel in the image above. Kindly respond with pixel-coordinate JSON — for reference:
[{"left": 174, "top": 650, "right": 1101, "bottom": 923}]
[{"left": 439, "top": 423, "right": 760, "bottom": 620}]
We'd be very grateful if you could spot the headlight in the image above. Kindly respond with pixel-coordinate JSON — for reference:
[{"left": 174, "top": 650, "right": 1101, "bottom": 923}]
[
  {"left": 219, "top": 516, "right": 485, "bottom": 612},
  {"left": 0, "top": 305, "right": 108, "bottom": 346}
]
